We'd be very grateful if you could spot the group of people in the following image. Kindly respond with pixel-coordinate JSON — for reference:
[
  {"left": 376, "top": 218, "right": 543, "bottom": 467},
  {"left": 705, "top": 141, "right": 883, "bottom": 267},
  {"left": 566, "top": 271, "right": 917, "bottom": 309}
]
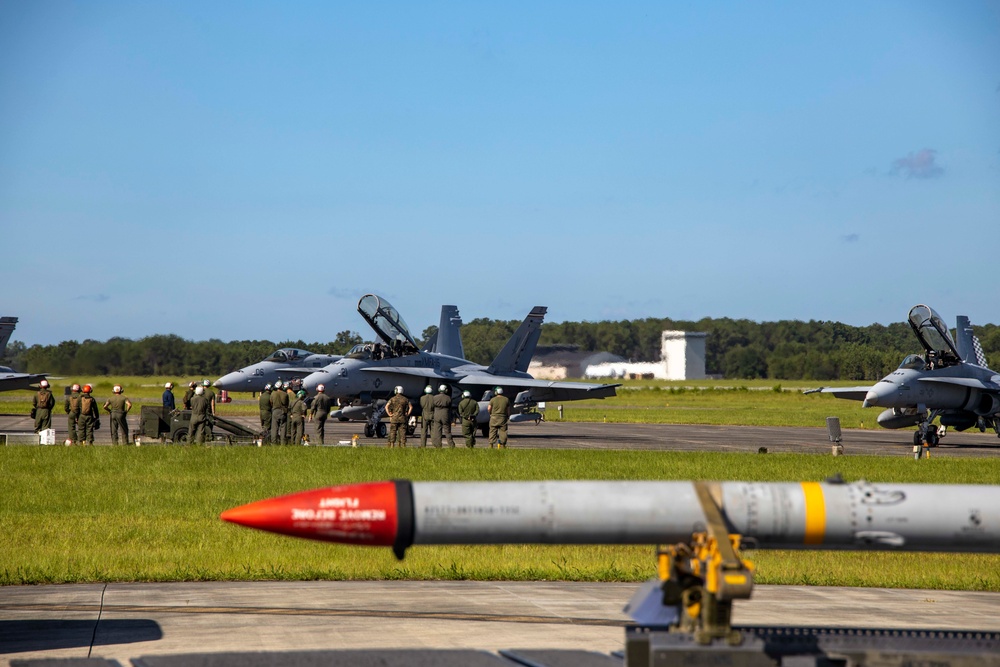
[
  {"left": 37, "top": 381, "right": 133, "bottom": 445},
  {"left": 258, "top": 380, "right": 330, "bottom": 445},
  {"left": 394, "top": 384, "right": 511, "bottom": 449}
]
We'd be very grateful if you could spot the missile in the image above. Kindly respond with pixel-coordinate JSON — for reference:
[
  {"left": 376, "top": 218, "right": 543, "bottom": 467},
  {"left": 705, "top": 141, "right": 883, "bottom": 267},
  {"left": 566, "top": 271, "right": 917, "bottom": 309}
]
[{"left": 221, "top": 480, "right": 1000, "bottom": 558}]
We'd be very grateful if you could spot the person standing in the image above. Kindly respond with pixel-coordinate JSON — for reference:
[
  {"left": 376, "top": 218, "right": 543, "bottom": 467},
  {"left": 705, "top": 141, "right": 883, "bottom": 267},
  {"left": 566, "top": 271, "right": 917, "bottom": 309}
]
[
  {"left": 182, "top": 382, "right": 196, "bottom": 410},
  {"left": 189, "top": 386, "right": 210, "bottom": 444},
  {"left": 419, "top": 385, "right": 434, "bottom": 447},
  {"left": 103, "top": 384, "right": 133, "bottom": 445},
  {"left": 162, "top": 382, "right": 176, "bottom": 411},
  {"left": 432, "top": 384, "right": 455, "bottom": 448},
  {"left": 310, "top": 384, "right": 332, "bottom": 445},
  {"left": 458, "top": 390, "right": 479, "bottom": 448},
  {"left": 385, "top": 386, "right": 412, "bottom": 448},
  {"left": 487, "top": 386, "right": 511, "bottom": 449},
  {"left": 79, "top": 384, "right": 99, "bottom": 445},
  {"left": 289, "top": 390, "right": 308, "bottom": 445},
  {"left": 65, "top": 383, "right": 83, "bottom": 445},
  {"left": 284, "top": 383, "right": 295, "bottom": 443},
  {"left": 259, "top": 384, "right": 272, "bottom": 443},
  {"left": 270, "top": 380, "right": 289, "bottom": 444},
  {"left": 32, "top": 379, "right": 56, "bottom": 433}
]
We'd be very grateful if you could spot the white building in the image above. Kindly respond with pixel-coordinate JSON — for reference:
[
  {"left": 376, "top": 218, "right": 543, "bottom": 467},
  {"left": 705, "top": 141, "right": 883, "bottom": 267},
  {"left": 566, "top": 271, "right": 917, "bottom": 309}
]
[{"left": 583, "top": 330, "right": 708, "bottom": 381}]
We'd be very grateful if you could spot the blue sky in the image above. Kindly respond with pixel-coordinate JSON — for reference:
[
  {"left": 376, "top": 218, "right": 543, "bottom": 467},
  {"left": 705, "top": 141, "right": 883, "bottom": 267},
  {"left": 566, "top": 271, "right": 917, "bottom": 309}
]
[{"left": 2, "top": 1, "right": 998, "bottom": 347}]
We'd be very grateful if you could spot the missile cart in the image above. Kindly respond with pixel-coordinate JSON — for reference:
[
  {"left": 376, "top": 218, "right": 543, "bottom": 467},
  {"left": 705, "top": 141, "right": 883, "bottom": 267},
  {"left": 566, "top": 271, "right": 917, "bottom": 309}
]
[{"left": 138, "top": 405, "right": 262, "bottom": 444}]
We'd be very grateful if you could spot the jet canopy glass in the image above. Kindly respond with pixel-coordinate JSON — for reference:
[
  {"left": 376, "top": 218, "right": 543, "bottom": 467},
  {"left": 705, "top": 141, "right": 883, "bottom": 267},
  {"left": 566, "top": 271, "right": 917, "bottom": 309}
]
[
  {"left": 265, "top": 348, "right": 313, "bottom": 363},
  {"left": 357, "top": 294, "right": 418, "bottom": 354},
  {"left": 907, "top": 304, "right": 960, "bottom": 364}
]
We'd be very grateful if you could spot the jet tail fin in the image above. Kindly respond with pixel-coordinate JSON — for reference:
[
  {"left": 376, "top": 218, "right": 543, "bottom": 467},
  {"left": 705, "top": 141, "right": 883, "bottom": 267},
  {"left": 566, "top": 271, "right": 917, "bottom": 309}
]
[
  {"left": 486, "top": 307, "right": 547, "bottom": 375},
  {"left": 955, "top": 315, "right": 989, "bottom": 367},
  {"left": 0, "top": 317, "right": 17, "bottom": 357},
  {"left": 435, "top": 305, "right": 464, "bottom": 359}
]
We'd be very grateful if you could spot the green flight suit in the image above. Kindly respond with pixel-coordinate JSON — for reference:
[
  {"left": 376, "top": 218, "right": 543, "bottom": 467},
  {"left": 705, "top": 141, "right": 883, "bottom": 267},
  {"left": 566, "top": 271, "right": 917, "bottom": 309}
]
[
  {"left": 65, "top": 391, "right": 82, "bottom": 444},
  {"left": 32, "top": 388, "right": 55, "bottom": 433},
  {"left": 270, "top": 388, "right": 289, "bottom": 444},
  {"left": 289, "top": 397, "right": 307, "bottom": 445},
  {"left": 488, "top": 393, "right": 511, "bottom": 448},
  {"left": 432, "top": 392, "right": 455, "bottom": 448},
  {"left": 311, "top": 393, "right": 332, "bottom": 444},
  {"left": 419, "top": 392, "right": 435, "bottom": 447},
  {"left": 385, "top": 393, "right": 411, "bottom": 448},
  {"left": 103, "top": 393, "right": 131, "bottom": 445},
  {"left": 79, "top": 393, "right": 99, "bottom": 445},
  {"left": 190, "top": 394, "right": 210, "bottom": 444},
  {"left": 259, "top": 389, "right": 272, "bottom": 443},
  {"left": 458, "top": 396, "right": 479, "bottom": 448}
]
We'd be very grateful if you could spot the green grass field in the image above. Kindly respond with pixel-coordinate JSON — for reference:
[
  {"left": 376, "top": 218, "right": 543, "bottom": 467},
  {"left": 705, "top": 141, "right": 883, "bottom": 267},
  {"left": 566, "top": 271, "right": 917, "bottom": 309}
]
[{"left": 3, "top": 447, "right": 998, "bottom": 590}]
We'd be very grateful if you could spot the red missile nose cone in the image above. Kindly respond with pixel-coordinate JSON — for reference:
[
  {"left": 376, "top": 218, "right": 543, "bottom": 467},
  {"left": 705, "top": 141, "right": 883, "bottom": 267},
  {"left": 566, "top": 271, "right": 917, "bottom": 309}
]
[{"left": 220, "top": 481, "right": 401, "bottom": 546}]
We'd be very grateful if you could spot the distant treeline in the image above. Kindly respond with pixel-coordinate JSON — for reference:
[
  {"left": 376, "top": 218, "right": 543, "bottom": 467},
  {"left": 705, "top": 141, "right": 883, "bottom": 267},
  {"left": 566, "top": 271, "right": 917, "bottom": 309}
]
[{"left": 4, "top": 318, "right": 999, "bottom": 381}]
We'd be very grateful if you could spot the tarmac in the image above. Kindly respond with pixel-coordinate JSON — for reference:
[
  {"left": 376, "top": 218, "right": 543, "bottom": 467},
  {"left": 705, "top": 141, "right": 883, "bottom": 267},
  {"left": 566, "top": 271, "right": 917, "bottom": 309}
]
[{"left": 3, "top": 412, "right": 999, "bottom": 664}]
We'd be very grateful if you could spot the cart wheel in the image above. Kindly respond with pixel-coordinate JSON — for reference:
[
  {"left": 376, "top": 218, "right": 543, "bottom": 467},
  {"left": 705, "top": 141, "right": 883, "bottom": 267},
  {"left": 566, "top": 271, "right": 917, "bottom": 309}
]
[
  {"left": 377, "top": 422, "right": 388, "bottom": 438},
  {"left": 364, "top": 424, "right": 374, "bottom": 438},
  {"left": 172, "top": 428, "right": 189, "bottom": 444}
]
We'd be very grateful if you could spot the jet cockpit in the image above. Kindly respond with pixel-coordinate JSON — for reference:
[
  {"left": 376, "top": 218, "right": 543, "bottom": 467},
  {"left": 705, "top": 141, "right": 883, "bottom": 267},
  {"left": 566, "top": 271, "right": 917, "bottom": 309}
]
[
  {"left": 357, "top": 294, "right": 420, "bottom": 358},
  {"left": 264, "top": 348, "right": 314, "bottom": 363},
  {"left": 907, "top": 304, "right": 961, "bottom": 368}
]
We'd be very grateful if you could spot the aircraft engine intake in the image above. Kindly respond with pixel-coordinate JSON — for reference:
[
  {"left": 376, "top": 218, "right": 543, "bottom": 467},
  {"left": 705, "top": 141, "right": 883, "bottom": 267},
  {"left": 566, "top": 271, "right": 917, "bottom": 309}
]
[{"left": 975, "top": 393, "right": 1000, "bottom": 417}]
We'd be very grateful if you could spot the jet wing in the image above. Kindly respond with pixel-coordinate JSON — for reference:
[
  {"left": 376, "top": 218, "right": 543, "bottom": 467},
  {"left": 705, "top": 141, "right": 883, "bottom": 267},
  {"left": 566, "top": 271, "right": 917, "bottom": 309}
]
[
  {"left": 457, "top": 373, "right": 620, "bottom": 401},
  {"left": 0, "top": 371, "right": 49, "bottom": 392},
  {"left": 804, "top": 386, "right": 872, "bottom": 401},
  {"left": 358, "top": 366, "right": 462, "bottom": 380},
  {"left": 919, "top": 377, "right": 1000, "bottom": 391}
]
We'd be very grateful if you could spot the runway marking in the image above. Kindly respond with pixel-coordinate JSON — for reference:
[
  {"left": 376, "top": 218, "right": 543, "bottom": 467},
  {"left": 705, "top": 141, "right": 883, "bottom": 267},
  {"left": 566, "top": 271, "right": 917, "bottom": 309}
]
[{"left": 0, "top": 603, "right": 627, "bottom": 627}]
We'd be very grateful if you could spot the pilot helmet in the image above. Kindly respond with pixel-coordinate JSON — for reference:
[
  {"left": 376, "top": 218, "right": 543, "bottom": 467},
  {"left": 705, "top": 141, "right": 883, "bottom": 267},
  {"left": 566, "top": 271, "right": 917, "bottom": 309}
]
[
  {"left": 195, "top": 386, "right": 204, "bottom": 395},
  {"left": 424, "top": 386, "right": 433, "bottom": 394},
  {"left": 438, "top": 384, "right": 448, "bottom": 393},
  {"left": 495, "top": 386, "right": 504, "bottom": 395},
  {"left": 316, "top": 384, "right": 325, "bottom": 392},
  {"left": 462, "top": 390, "right": 471, "bottom": 398}
]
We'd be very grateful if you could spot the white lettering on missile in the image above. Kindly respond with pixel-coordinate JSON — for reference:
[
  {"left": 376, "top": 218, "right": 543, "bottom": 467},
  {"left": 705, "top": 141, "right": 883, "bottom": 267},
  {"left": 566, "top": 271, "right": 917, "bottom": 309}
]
[
  {"left": 319, "top": 497, "right": 360, "bottom": 509},
  {"left": 289, "top": 507, "right": 386, "bottom": 522}
]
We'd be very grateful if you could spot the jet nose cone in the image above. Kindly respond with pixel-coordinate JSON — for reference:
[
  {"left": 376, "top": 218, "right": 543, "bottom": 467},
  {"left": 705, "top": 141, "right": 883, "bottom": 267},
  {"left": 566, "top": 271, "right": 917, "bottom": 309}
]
[
  {"left": 862, "top": 389, "right": 880, "bottom": 408},
  {"left": 214, "top": 372, "right": 242, "bottom": 390}
]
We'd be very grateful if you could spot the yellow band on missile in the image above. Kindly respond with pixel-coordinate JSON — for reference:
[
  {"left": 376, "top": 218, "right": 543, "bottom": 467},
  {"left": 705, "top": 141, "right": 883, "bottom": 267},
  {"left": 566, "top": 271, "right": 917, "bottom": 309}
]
[{"left": 801, "top": 482, "right": 826, "bottom": 545}]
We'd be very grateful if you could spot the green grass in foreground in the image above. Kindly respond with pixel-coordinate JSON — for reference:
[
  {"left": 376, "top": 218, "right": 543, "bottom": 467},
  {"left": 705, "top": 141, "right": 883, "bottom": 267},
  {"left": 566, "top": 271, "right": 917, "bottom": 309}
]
[{"left": 2, "top": 447, "right": 998, "bottom": 590}]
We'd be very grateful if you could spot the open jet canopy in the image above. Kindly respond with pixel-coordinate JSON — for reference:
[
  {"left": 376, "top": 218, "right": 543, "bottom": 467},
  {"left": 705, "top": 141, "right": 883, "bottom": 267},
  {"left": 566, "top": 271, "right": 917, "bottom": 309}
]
[
  {"left": 358, "top": 294, "right": 419, "bottom": 353},
  {"left": 264, "top": 348, "right": 314, "bottom": 363},
  {"left": 907, "top": 304, "right": 960, "bottom": 365}
]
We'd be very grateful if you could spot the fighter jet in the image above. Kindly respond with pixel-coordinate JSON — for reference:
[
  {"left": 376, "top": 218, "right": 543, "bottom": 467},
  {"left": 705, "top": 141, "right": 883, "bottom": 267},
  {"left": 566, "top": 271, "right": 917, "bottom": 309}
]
[
  {"left": 809, "top": 304, "right": 1000, "bottom": 446},
  {"left": 301, "top": 294, "right": 619, "bottom": 435},
  {"left": 213, "top": 305, "right": 467, "bottom": 393},
  {"left": 0, "top": 317, "right": 49, "bottom": 392}
]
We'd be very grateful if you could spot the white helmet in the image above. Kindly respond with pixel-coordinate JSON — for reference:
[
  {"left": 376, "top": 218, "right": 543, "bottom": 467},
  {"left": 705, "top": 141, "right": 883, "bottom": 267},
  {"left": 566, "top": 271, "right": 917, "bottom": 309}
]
[
  {"left": 394, "top": 386, "right": 403, "bottom": 394},
  {"left": 424, "top": 386, "right": 433, "bottom": 394},
  {"left": 462, "top": 390, "right": 471, "bottom": 398},
  {"left": 165, "top": 382, "right": 173, "bottom": 389},
  {"left": 317, "top": 384, "right": 325, "bottom": 392},
  {"left": 264, "top": 384, "right": 272, "bottom": 391},
  {"left": 438, "top": 384, "right": 448, "bottom": 392},
  {"left": 495, "top": 386, "right": 504, "bottom": 395},
  {"left": 274, "top": 380, "right": 283, "bottom": 389},
  {"left": 202, "top": 379, "right": 211, "bottom": 387},
  {"left": 39, "top": 379, "right": 49, "bottom": 388},
  {"left": 195, "top": 386, "right": 205, "bottom": 395},
  {"left": 71, "top": 383, "right": 81, "bottom": 392},
  {"left": 113, "top": 385, "right": 122, "bottom": 394}
]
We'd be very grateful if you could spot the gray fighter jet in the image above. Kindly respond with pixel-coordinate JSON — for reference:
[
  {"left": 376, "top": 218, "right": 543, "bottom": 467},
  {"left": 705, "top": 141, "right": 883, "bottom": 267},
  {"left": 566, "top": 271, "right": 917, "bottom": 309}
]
[
  {"left": 810, "top": 304, "right": 1000, "bottom": 446},
  {"left": 212, "top": 304, "right": 467, "bottom": 393},
  {"left": 301, "top": 294, "right": 619, "bottom": 434},
  {"left": 0, "top": 317, "right": 49, "bottom": 392}
]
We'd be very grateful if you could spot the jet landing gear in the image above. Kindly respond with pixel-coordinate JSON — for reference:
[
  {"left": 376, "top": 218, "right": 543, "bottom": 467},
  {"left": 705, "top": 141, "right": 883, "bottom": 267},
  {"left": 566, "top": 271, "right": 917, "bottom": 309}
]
[
  {"left": 913, "top": 411, "right": 945, "bottom": 448},
  {"left": 364, "top": 400, "right": 388, "bottom": 439}
]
